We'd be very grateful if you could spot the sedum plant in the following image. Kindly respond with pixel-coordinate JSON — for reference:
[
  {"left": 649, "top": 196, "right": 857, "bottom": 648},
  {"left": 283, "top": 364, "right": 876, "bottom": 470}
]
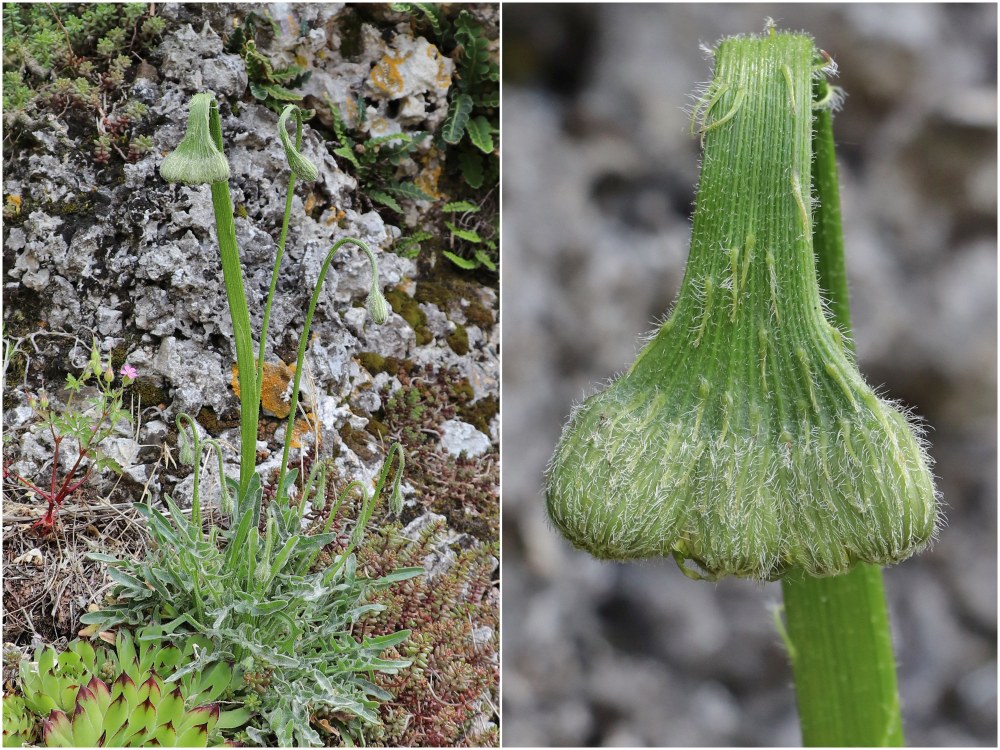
[{"left": 545, "top": 25, "right": 939, "bottom": 746}]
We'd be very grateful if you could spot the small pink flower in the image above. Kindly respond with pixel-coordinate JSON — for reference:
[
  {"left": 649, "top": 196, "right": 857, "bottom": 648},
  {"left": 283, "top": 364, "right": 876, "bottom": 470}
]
[{"left": 120, "top": 364, "right": 137, "bottom": 380}]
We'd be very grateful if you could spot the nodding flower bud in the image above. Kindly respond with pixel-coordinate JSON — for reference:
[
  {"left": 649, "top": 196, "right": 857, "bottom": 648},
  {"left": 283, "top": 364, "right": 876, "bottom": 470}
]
[
  {"left": 366, "top": 284, "right": 390, "bottom": 325},
  {"left": 355, "top": 241, "right": 389, "bottom": 325},
  {"left": 389, "top": 447, "right": 405, "bottom": 515},
  {"left": 277, "top": 105, "right": 319, "bottom": 182},
  {"left": 159, "top": 92, "right": 230, "bottom": 185},
  {"left": 545, "top": 32, "right": 939, "bottom": 582}
]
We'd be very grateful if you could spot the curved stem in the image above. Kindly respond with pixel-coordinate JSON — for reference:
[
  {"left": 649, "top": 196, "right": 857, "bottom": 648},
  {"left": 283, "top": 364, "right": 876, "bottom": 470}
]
[
  {"left": 256, "top": 118, "right": 301, "bottom": 407},
  {"left": 175, "top": 413, "right": 203, "bottom": 538},
  {"left": 275, "top": 237, "right": 373, "bottom": 497}
]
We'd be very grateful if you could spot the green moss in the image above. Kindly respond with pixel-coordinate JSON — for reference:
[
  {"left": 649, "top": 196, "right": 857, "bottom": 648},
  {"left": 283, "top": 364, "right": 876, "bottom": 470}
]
[
  {"left": 463, "top": 298, "right": 494, "bottom": 330},
  {"left": 130, "top": 379, "right": 168, "bottom": 410},
  {"left": 459, "top": 395, "right": 498, "bottom": 436},
  {"left": 385, "top": 288, "right": 432, "bottom": 346},
  {"left": 339, "top": 422, "right": 376, "bottom": 460},
  {"left": 446, "top": 324, "right": 468, "bottom": 355},
  {"left": 109, "top": 343, "right": 129, "bottom": 371},
  {"left": 414, "top": 280, "right": 495, "bottom": 331},
  {"left": 357, "top": 352, "right": 415, "bottom": 376},
  {"left": 358, "top": 352, "right": 388, "bottom": 373},
  {"left": 366, "top": 416, "right": 389, "bottom": 440}
]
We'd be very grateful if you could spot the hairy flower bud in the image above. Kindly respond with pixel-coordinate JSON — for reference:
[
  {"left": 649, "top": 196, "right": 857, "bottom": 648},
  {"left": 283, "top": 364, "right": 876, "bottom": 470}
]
[
  {"left": 159, "top": 93, "right": 230, "bottom": 185},
  {"left": 366, "top": 285, "right": 390, "bottom": 325},
  {"left": 545, "top": 32, "right": 938, "bottom": 581},
  {"left": 277, "top": 105, "right": 319, "bottom": 182}
]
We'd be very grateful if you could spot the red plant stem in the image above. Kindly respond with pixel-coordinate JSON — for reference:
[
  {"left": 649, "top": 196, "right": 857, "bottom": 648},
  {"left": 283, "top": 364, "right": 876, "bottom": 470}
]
[
  {"left": 5, "top": 469, "right": 52, "bottom": 499},
  {"left": 50, "top": 401, "right": 113, "bottom": 504},
  {"left": 50, "top": 433, "right": 60, "bottom": 499}
]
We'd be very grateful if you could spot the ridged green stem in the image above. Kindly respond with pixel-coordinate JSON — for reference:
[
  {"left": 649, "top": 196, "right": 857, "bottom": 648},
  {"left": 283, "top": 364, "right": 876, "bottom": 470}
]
[
  {"left": 276, "top": 238, "right": 373, "bottom": 492},
  {"left": 781, "top": 77, "right": 904, "bottom": 747},
  {"left": 207, "top": 103, "right": 259, "bottom": 502},
  {"left": 256, "top": 121, "right": 301, "bottom": 419}
]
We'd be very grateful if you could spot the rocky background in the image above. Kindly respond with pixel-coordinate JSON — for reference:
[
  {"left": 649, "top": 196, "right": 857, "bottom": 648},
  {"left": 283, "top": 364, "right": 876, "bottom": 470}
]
[
  {"left": 503, "top": 4, "right": 996, "bottom": 747},
  {"left": 3, "top": 3, "right": 497, "bottom": 745}
]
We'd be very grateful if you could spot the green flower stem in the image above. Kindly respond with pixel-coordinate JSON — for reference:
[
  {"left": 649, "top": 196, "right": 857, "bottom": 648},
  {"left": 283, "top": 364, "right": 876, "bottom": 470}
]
[
  {"left": 781, "top": 77, "right": 903, "bottom": 747},
  {"left": 206, "top": 103, "right": 259, "bottom": 502},
  {"left": 276, "top": 238, "right": 372, "bottom": 496},
  {"left": 256, "top": 120, "right": 302, "bottom": 412}
]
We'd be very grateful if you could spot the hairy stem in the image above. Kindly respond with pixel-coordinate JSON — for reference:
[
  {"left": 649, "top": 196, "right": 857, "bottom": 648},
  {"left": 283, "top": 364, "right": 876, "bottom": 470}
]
[
  {"left": 275, "top": 238, "right": 373, "bottom": 498},
  {"left": 781, "top": 77, "right": 904, "bottom": 747},
  {"left": 207, "top": 101, "right": 259, "bottom": 503}
]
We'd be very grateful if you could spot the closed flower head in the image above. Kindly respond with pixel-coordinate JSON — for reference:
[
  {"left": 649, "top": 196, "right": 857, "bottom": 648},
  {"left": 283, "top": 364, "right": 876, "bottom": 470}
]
[
  {"left": 277, "top": 105, "right": 319, "bottom": 182},
  {"left": 545, "top": 32, "right": 939, "bottom": 581},
  {"left": 159, "top": 92, "right": 230, "bottom": 185}
]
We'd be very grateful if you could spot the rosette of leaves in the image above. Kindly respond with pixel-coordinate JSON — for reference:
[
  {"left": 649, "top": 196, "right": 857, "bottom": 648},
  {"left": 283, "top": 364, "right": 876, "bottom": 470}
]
[
  {"left": 82, "top": 437, "right": 420, "bottom": 747},
  {"left": 2, "top": 695, "right": 36, "bottom": 747},
  {"left": 225, "top": 12, "right": 310, "bottom": 112},
  {"left": 7, "top": 630, "right": 248, "bottom": 747},
  {"left": 41, "top": 674, "right": 221, "bottom": 747}
]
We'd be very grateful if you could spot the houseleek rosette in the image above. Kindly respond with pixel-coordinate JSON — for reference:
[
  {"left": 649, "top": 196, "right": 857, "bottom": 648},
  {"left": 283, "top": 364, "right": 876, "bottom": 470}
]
[{"left": 545, "top": 32, "right": 938, "bottom": 582}]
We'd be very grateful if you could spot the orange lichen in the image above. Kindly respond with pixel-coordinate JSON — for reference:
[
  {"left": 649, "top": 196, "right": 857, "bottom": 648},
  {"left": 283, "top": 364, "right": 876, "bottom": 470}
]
[
  {"left": 369, "top": 52, "right": 410, "bottom": 96},
  {"left": 343, "top": 96, "right": 360, "bottom": 127},
  {"left": 414, "top": 159, "right": 443, "bottom": 201},
  {"left": 290, "top": 413, "right": 319, "bottom": 449},
  {"left": 231, "top": 360, "right": 296, "bottom": 418},
  {"left": 429, "top": 43, "right": 452, "bottom": 90},
  {"left": 325, "top": 208, "right": 347, "bottom": 226}
]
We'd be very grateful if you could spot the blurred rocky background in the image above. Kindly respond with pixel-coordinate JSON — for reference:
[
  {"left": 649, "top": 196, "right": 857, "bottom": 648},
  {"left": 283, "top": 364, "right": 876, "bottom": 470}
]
[{"left": 503, "top": 4, "right": 996, "bottom": 746}]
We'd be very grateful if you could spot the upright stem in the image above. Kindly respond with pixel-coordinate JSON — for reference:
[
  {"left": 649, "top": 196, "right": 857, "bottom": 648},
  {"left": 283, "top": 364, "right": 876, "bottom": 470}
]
[
  {"left": 781, "top": 78, "right": 904, "bottom": 747},
  {"left": 207, "top": 103, "right": 259, "bottom": 502}
]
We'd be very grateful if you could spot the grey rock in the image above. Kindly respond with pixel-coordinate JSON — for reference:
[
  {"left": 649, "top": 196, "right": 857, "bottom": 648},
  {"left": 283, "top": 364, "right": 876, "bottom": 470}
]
[
  {"left": 96, "top": 306, "right": 123, "bottom": 336},
  {"left": 439, "top": 419, "right": 492, "bottom": 458},
  {"left": 160, "top": 23, "right": 247, "bottom": 98}
]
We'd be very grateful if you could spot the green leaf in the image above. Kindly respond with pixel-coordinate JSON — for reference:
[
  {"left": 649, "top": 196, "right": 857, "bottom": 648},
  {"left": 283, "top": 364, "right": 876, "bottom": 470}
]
[
  {"left": 369, "top": 566, "right": 424, "bottom": 588},
  {"left": 466, "top": 115, "right": 494, "bottom": 153},
  {"left": 86, "top": 552, "right": 123, "bottom": 564},
  {"left": 445, "top": 222, "right": 483, "bottom": 243},
  {"left": 442, "top": 93, "right": 474, "bottom": 144},
  {"left": 368, "top": 190, "right": 402, "bottom": 213},
  {"left": 442, "top": 252, "right": 479, "bottom": 270},
  {"left": 458, "top": 149, "right": 484, "bottom": 189},
  {"left": 382, "top": 182, "right": 432, "bottom": 201},
  {"left": 217, "top": 706, "right": 253, "bottom": 730},
  {"left": 442, "top": 200, "right": 479, "bottom": 213},
  {"left": 474, "top": 249, "right": 497, "bottom": 271},
  {"left": 262, "top": 83, "right": 304, "bottom": 102},
  {"left": 362, "top": 630, "right": 411, "bottom": 651}
]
